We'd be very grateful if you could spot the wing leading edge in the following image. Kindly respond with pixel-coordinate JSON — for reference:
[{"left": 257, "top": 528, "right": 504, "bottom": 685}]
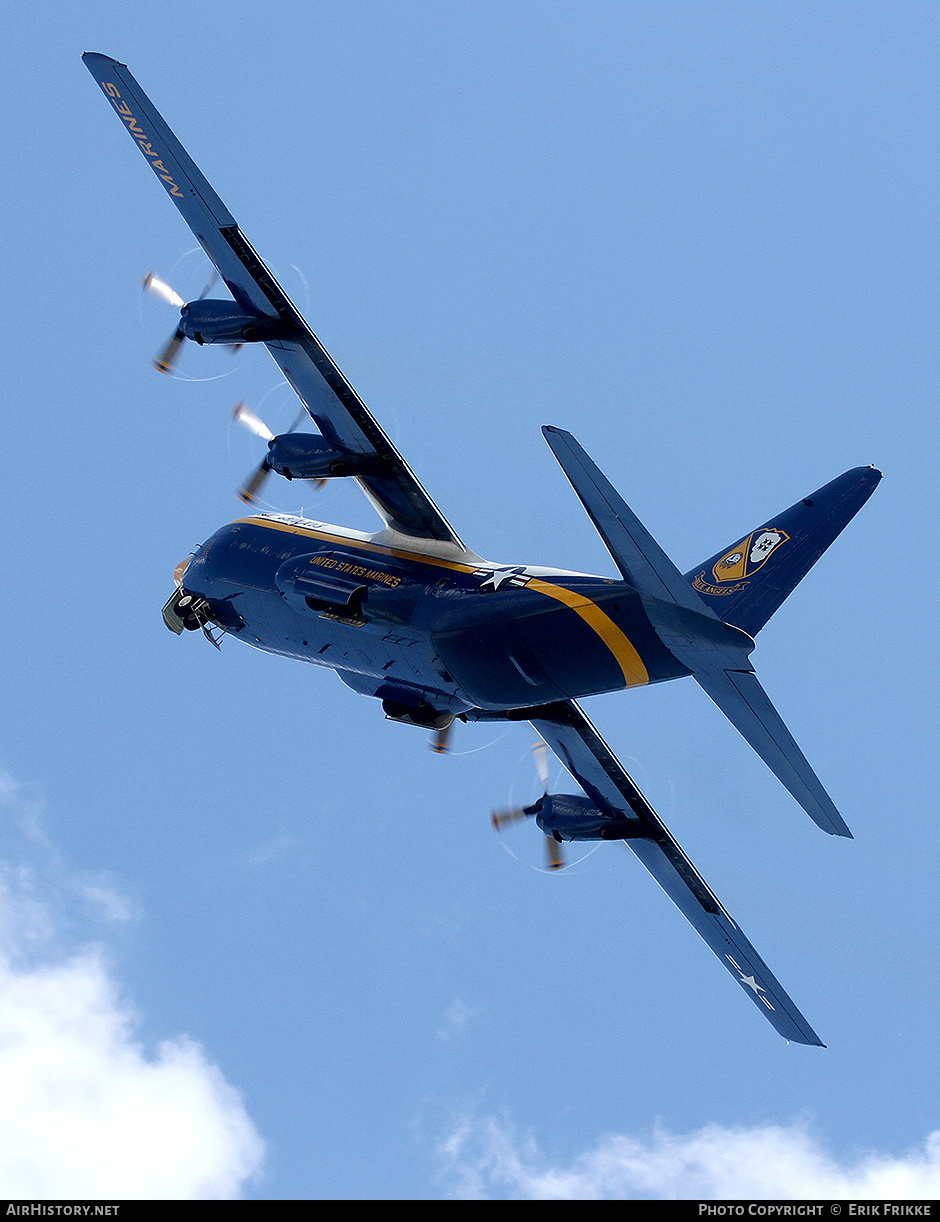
[
  {"left": 528, "top": 701, "right": 824, "bottom": 1046},
  {"left": 82, "top": 52, "right": 469, "bottom": 553}
]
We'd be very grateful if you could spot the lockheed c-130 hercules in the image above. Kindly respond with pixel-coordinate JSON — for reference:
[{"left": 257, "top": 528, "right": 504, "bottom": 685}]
[{"left": 84, "top": 52, "right": 881, "bottom": 1046}]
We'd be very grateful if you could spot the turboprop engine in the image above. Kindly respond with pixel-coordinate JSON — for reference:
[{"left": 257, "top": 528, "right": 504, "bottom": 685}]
[{"left": 179, "top": 299, "right": 283, "bottom": 345}]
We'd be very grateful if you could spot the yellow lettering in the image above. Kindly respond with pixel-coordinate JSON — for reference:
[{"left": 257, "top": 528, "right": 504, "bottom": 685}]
[{"left": 305, "top": 554, "right": 399, "bottom": 587}]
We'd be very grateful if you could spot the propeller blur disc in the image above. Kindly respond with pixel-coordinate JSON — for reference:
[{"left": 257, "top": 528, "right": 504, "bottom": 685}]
[
  {"left": 431, "top": 720, "right": 454, "bottom": 754},
  {"left": 545, "top": 835, "right": 567, "bottom": 871},
  {"left": 153, "top": 327, "right": 185, "bottom": 376},
  {"left": 490, "top": 805, "right": 530, "bottom": 833},
  {"left": 142, "top": 270, "right": 185, "bottom": 308},
  {"left": 232, "top": 400, "right": 275, "bottom": 441},
  {"left": 237, "top": 459, "right": 272, "bottom": 505},
  {"left": 534, "top": 739, "right": 551, "bottom": 791}
]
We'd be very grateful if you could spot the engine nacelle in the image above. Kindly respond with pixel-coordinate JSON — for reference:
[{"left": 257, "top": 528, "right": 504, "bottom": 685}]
[
  {"left": 266, "top": 434, "right": 382, "bottom": 480},
  {"left": 534, "top": 793, "right": 647, "bottom": 842},
  {"left": 179, "top": 299, "right": 284, "bottom": 344}
]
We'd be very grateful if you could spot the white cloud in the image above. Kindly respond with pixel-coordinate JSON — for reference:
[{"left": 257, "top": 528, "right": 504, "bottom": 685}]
[
  {"left": 438, "top": 1116, "right": 940, "bottom": 1200},
  {"left": 0, "top": 772, "right": 265, "bottom": 1199},
  {"left": 243, "top": 831, "right": 298, "bottom": 867},
  {"left": 436, "top": 998, "right": 482, "bottom": 1041},
  {"left": 73, "top": 875, "right": 140, "bottom": 923},
  {"left": 0, "top": 952, "right": 264, "bottom": 1199}
]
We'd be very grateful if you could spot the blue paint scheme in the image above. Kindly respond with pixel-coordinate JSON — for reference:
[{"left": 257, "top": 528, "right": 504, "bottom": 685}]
[
  {"left": 183, "top": 516, "right": 683, "bottom": 711},
  {"left": 684, "top": 465, "right": 882, "bottom": 636},
  {"left": 179, "top": 298, "right": 282, "bottom": 346},
  {"left": 265, "top": 435, "right": 379, "bottom": 480},
  {"left": 85, "top": 53, "right": 884, "bottom": 1045}
]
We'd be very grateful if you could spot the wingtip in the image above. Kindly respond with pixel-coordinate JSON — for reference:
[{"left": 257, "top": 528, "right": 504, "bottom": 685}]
[
  {"left": 823, "top": 812, "right": 853, "bottom": 839},
  {"left": 82, "top": 51, "right": 122, "bottom": 63},
  {"left": 786, "top": 1027, "right": 826, "bottom": 1048},
  {"left": 820, "top": 819, "right": 853, "bottom": 839}
]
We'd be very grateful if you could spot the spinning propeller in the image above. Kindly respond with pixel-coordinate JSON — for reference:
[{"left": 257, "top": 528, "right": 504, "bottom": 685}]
[
  {"left": 142, "top": 268, "right": 242, "bottom": 375},
  {"left": 231, "top": 401, "right": 326, "bottom": 506},
  {"left": 430, "top": 719, "right": 455, "bottom": 755},
  {"left": 491, "top": 741, "right": 566, "bottom": 870},
  {"left": 143, "top": 266, "right": 361, "bottom": 508}
]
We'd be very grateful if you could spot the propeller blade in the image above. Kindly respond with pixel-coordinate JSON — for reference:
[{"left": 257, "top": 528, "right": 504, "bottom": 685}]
[
  {"left": 153, "top": 327, "right": 186, "bottom": 376},
  {"left": 196, "top": 270, "right": 219, "bottom": 300},
  {"left": 544, "top": 834, "right": 567, "bottom": 871},
  {"left": 431, "top": 721, "right": 454, "bottom": 754},
  {"left": 533, "top": 740, "right": 551, "bottom": 792},
  {"left": 491, "top": 743, "right": 553, "bottom": 837},
  {"left": 232, "top": 400, "right": 275, "bottom": 441},
  {"left": 232, "top": 404, "right": 326, "bottom": 503},
  {"left": 491, "top": 806, "right": 530, "bottom": 833},
  {"left": 142, "top": 270, "right": 185, "bottom": 308},
  {"left": 237, "top": 459, "right": 272, "bottom": 505}
]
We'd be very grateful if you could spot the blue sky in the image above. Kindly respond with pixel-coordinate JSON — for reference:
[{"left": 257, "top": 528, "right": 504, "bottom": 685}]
[{"left": 2, "top": 1, "right": 939, "bottom": 1200}]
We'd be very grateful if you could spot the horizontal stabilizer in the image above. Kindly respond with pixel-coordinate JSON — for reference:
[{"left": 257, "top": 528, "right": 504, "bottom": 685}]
[
  {"left": 693, "top": 668, "right": 852, "bottom": 838},
  {"left": 685, "top": 467, "right": 882, "bottom": 635},
  {"left": 543, "top": 426, "right": 851, "bottom": 835},
  {"left": 542, "top": 426, "right": 718, "bottom": 617}
]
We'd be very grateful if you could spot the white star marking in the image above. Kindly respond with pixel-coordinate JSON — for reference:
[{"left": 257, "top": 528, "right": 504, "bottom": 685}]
[
  {"left": 725, "top": 956, "right": 775, "bottom": 1010},
  {"left": 475, "top": 566, "right": 530, "bottom": 591}
]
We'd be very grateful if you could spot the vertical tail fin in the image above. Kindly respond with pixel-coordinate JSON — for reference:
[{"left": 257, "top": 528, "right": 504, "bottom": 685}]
[
  {"left": 542, "top": 431, "right": 880, "bottom": 837},
  {"left": 685, "top": 467, "right": 882, "bottom": 635}
]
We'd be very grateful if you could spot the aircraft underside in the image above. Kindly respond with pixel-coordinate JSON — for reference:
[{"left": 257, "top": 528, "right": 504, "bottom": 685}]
[
  {"left": 88, "top": 50, "right": 883, "bottom": 1044},
  {"left": 167, "top": 514, "right": 687, "bottom": 718}
]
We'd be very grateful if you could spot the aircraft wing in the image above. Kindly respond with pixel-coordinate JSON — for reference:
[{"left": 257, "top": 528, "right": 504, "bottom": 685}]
[
  {"left": 83, "top": 53, "right": 469, "bottom": 551},
  {"left": 528, "top": 700, "right": 825, "bottom": 1046}
]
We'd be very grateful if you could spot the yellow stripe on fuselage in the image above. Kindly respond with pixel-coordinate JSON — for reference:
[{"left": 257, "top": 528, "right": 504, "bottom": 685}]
[
  {"left": 524, "top": 578, "right": 649, "bottom": 688},
  {"left": 232, "top": 517, "right": 649, "bottom": 688}
]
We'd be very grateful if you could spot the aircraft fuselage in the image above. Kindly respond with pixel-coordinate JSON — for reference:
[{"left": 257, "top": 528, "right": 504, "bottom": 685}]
[{"left": 175, "top": 513, "right": 689, "bottom": 718}]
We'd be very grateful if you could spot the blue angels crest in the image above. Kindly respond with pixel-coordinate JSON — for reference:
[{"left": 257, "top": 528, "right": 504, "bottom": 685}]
[{"left": 711, "top": 528, "right": 790, "bottom": 584}]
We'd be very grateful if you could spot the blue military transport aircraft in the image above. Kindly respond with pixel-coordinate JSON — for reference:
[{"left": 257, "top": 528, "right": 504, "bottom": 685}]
[{"left": 84, "top": 53, "right": 880, "bottom": 1046}]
